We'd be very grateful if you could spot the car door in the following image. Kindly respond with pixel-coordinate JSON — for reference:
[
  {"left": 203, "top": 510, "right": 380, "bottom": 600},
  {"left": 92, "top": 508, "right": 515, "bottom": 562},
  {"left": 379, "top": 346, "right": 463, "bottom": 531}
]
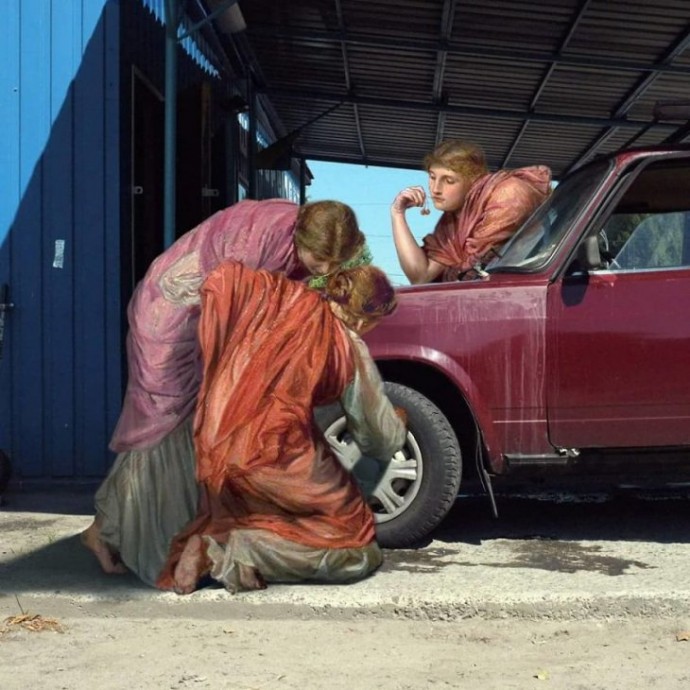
[{"left": 546, "top": 157, "right": 690, "bottom": 449}]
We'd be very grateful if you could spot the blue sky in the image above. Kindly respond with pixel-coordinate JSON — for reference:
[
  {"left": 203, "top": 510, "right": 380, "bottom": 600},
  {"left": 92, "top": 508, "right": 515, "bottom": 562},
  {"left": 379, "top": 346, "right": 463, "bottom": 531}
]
[{"left": 306, "top": 161, "right": 439, "bottom": 285}]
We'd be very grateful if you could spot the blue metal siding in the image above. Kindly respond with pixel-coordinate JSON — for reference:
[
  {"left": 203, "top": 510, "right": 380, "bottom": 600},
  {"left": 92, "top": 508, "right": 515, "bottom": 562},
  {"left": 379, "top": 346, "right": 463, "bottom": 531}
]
[
  {"left": 0, "top": 2, "right": 22, "bottom": 469},
  {"left": 103, "top": 1, "right": 123, "bottom": 479},
  {"left": 0, "top": 0, "right": 122, "bottom": 481},
  {"left": 45, "top": 2, "right": 78, "bottom": 477},
  {"left": 14, "top": 2, "right": 50, "bottom": 477}
]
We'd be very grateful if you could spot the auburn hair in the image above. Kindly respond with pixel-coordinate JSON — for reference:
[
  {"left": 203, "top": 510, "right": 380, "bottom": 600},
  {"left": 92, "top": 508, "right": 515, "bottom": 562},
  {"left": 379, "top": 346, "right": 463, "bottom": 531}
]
[
  {"left": 294, "top": 200, "right": 365, "bottom": 264},
  {"left": 423, "top": 139, "right": 488, "bottom": 183},
  {"left": 324, "top": 265, "right": 397, "bottom": 330}
]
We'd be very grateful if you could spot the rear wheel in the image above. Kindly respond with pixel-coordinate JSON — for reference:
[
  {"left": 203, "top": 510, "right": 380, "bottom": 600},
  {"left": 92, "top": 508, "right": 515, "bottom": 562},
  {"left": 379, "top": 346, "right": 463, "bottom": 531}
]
[{"left": 317, "top": 382, "right": 462, "bottom": 547}]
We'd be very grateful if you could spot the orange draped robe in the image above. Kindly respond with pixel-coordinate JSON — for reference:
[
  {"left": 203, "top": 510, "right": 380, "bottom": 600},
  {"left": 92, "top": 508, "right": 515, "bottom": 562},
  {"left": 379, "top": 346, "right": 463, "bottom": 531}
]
[{"left": 157, "top": 263, "right": 376, "bottom": 588}]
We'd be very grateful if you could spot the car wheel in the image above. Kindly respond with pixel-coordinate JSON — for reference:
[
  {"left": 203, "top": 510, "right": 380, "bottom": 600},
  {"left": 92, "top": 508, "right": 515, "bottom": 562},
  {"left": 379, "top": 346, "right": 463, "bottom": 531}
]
[{"left": 316, "top": 382, "right": 462, "bottom": 548}]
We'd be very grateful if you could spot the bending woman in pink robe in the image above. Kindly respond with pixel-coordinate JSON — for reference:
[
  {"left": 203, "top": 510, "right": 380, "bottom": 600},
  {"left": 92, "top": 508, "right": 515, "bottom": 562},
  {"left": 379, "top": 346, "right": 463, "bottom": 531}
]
[
  {"left": 82, "top": 199, "right": 364, "bottom": 575},
  {"left": 390, "top": 139, "right": 552, "bottom": 283}
]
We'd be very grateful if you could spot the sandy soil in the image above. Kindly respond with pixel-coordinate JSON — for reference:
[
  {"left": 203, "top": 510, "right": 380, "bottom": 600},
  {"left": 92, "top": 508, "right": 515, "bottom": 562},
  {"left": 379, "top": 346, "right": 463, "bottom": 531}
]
[{"left": 1, "top": 602, "right": 689, "bottom": 690}]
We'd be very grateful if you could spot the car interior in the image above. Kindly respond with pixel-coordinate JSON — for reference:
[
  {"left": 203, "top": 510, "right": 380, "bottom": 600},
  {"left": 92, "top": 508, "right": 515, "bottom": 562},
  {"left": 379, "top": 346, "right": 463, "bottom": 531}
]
[{"left": 595, "top": 159, "right": 690, "bottom": 271}]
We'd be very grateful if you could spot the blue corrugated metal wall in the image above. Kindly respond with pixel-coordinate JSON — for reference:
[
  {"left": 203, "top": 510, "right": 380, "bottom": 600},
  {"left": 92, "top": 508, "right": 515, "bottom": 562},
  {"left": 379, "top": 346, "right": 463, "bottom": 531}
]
[{"left": 0, "top": 0, "right": 122, "bottom": 482}]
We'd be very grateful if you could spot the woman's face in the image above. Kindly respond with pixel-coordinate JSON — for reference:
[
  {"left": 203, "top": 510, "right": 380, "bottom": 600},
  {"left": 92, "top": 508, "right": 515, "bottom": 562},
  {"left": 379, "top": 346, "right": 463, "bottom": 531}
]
[
  {"left": 328, "top": 302, "right": 378, "bottom": 335},
  {"left": 427, "top": 165, "right": 474, "bottom": 213},
  {"left": 297, "top": 247, "right": 334, "bottom": 276}
]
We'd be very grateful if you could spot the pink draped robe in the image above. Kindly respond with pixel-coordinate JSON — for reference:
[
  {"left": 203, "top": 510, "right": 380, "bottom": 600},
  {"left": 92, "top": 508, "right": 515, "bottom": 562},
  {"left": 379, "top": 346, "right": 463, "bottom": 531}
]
[
  {"left": 109, "top": 199, "right": 306, "bottom": 452},
  {"left": 423, "top": 166, "right": 552, "bottom": 281}
]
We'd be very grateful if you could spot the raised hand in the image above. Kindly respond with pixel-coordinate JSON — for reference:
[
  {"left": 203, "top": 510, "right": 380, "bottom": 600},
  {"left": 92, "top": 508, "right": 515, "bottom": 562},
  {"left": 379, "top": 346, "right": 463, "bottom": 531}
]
[{"left": 392, "top": 185, "right": 427, "bottom": 214}]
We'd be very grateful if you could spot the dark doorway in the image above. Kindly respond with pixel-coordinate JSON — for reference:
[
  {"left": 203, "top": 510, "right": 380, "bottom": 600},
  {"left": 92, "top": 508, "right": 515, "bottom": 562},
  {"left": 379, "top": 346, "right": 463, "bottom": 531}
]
[
  {"left": 130, "top": 69, "right": 164, "bottom": 290},
  {"left": 176, "top": 83, "right": 204, "bottom": 236},
  {"left": 177, "top": 81, "right": 226, "bottom": 237}
]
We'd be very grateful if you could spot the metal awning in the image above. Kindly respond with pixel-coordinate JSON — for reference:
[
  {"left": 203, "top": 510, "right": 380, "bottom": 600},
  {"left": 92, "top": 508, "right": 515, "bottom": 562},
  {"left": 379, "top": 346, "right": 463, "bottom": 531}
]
[{"left": 214, "top": 0, "right": 690, "bottom": 178}]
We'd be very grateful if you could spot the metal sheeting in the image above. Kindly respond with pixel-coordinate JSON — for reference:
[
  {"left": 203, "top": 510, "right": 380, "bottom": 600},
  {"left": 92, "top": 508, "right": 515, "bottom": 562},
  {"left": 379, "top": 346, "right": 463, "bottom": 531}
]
[
  {"left": 233, "top": 0, "right": 690, "bottom": 176},
  {"left": 0, "top": 0, "right": 122, "bottom": 480},
  {"left": 139, "top": 0, "right": 220, "bottom": 75}
]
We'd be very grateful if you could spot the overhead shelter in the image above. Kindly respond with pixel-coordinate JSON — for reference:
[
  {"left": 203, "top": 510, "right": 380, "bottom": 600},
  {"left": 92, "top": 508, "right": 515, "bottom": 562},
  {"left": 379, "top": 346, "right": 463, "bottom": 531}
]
[{"left": 214, "top": 0, "right": 690, "bottom": 178}]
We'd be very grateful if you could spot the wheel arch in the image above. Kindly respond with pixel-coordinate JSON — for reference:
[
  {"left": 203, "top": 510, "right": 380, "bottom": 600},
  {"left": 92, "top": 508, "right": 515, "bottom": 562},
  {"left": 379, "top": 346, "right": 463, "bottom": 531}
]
[{"left": 373, "top": 353, "right": 506, "bottom": 475}]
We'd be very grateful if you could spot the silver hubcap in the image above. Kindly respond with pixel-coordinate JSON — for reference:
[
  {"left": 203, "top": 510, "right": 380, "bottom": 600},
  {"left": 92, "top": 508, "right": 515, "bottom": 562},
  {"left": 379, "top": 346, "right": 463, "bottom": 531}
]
[{"left": 323, "top": 416, "right": 423, "bottom": 523}]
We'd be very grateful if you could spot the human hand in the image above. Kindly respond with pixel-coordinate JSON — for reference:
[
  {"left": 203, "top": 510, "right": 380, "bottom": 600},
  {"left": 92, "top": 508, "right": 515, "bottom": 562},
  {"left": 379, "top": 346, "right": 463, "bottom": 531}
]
[
  {"left": 391, "top": 186, "right": 427, "bottom": 214},
  {"left": 394, "top": 406, "right": 408, "bottom": 427}
]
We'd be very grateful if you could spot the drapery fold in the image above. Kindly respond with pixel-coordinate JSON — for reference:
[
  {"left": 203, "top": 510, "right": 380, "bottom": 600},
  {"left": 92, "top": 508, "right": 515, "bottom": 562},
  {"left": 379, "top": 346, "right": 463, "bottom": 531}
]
[
  {"left": 110, "top": 200, "right": 303, "bottom": 452},
  {"left": 157, "top": 263, "right": 381, "bottom": 588},
  {"left": 423, "top": 166, "right": 552, "bottom": 280}
]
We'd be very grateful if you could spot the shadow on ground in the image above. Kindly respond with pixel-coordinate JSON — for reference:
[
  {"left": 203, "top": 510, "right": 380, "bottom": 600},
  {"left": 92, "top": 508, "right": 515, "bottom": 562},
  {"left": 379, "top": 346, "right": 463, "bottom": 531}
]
[
  {"left": 378, "top": 489, "right": 690, "bottom": 576},
  {"left": 1, "top": 488, "right": 94, "bottom": 516},
  {"left": 1, "top": 491, "right": 150, "bottom": 597},
  {"left": 432, "top": 489, "right": 690, "bottom": 546},
  {"left": 2, "top": 488, "right": 689, "bottom": 594},
  {"left": 0, "top": 532, "right": 150, "bottom": 597}
]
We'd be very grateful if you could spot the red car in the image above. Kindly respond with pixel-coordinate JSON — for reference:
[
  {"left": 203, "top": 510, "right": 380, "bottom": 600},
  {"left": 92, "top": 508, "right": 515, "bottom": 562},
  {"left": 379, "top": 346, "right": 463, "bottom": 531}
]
[{"left": 319, "top": 145, "right": 690, "bottom": 547}]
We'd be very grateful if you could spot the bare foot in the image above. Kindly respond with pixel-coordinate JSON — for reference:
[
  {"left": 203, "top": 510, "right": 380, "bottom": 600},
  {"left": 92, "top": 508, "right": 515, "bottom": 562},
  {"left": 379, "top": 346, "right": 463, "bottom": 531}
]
[
  {"left": 173, "top": 535, "right": 207, "bottom": 595},
  {"left": 237, "top": 563, "right": 267, "bottom": 592},
  {"left": 80, "top": 521, "right": 127, "bottom": 575}
]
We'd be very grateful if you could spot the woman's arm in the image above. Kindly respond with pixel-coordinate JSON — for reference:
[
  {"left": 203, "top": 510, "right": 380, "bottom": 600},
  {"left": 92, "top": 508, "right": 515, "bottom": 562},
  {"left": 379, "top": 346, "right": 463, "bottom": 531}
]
[
  {"left": 391, "top": 187, "right": 445, "bottom": 284},
  {"left": 340, "top": 333, "right": 406, "bottom": 462}
]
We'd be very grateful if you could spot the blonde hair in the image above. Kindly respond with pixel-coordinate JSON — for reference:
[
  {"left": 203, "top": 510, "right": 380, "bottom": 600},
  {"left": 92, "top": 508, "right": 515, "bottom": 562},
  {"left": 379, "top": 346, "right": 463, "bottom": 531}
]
[
  {"left": 324, "top": 265, "right": 397, "bottom": 331},
  {"left": 294, "top": 200, "right": 365, "bottom": 265},
  {"left": 423, "top": 139, "right": 488, "bottom": 183}
]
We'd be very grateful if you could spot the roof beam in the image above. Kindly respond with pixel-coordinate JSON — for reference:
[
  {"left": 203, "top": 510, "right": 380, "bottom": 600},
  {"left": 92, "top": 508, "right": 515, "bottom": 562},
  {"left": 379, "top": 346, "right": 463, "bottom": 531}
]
[
  {"left": 617, "top": 29, "right": 690, "bottom": 115},
  {"left": 246, "top": 25, "right": 690, "bottom": 76},
  {"left": 259, "top": 85, "right": 677, "bottom": 131},
  {"left": 502, "top": 0, "right": 593, "bottom": 168},
  {"left": 568, "top": 22, "right": 690, "bottom": 173},
  {"left": 662, "top": 120, "right": 690, "bottom": 144},
  {"left": 334, "top": 0, "right": 367, "bottom": 161},
  {"left": 303, "top": 152, "right": 428, "bottom": 170},
  {"left": 432, "top": 0, "right": 456, "bottom": 145}
]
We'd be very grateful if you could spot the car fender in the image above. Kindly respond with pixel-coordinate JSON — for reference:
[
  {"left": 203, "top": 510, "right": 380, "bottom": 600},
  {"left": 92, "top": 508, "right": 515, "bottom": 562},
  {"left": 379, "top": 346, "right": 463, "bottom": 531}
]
[{"left": 367, "top": 342, "right": 506, "bottom": 471}]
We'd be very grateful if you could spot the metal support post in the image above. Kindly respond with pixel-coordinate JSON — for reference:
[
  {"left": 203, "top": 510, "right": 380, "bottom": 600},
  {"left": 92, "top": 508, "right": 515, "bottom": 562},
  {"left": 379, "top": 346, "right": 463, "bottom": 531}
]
[{"left": 163, "top": 0, "right": 180, "bottom": 248}]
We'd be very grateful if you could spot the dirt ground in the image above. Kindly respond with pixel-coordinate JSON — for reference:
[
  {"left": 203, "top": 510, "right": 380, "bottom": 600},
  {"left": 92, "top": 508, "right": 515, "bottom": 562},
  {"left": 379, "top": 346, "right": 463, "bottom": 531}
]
[
  {"left": 3, "top": 490, "right": 690, "bottom": 688},
  {"left": 1, "top": 600, "right": 689, "bottom": 690}
]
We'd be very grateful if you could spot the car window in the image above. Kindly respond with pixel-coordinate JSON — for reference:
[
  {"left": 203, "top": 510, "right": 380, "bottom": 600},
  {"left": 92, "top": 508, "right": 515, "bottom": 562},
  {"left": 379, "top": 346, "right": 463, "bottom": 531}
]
[
  {"left": 601, "top": 212, "right": 688, "bottom": 271},
  {"left": 593, "top": 158, "right": 690, "bottom": 273},
  {"left": 487, "top": 159, "right": 611, "bottom": 273}
]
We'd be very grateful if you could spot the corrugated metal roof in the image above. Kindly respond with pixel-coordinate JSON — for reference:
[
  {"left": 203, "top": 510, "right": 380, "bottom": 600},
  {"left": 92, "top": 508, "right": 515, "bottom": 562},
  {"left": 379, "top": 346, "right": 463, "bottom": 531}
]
[
  {"left": 140, "top": 0, "right": 220, "bottom": 75},
  {"left": 214, "top": 0, "right": 690, "bottom": 177}
]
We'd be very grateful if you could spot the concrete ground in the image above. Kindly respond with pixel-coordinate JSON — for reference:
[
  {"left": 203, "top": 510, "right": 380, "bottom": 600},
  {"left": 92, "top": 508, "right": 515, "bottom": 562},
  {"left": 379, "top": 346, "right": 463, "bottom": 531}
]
[
  {"left": 2, "top": 487, "right": 690, "bottom": 621},
  {"left": 2, "top": 489, "right": 690, "bottom": 690}
]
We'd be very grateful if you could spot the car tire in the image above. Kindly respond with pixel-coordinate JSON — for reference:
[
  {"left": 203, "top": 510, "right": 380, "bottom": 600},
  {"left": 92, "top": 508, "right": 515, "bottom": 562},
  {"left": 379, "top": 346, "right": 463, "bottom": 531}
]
[{"left": 316, "top": 382, "right": 462, "bottom": 548}]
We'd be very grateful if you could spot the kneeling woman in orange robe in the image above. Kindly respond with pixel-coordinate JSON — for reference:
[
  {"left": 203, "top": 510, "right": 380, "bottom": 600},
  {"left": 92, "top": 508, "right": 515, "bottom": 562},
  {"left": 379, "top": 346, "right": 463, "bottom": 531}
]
[{"left": 156, "top": 262, "right": 406, "bottom": 594}]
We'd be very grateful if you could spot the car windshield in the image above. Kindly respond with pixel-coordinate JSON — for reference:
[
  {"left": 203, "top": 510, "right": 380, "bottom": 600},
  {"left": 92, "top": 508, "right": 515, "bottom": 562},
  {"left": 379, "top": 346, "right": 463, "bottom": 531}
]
[{"left": 486, "top": 159, "right": 613, "bottom": 273}]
